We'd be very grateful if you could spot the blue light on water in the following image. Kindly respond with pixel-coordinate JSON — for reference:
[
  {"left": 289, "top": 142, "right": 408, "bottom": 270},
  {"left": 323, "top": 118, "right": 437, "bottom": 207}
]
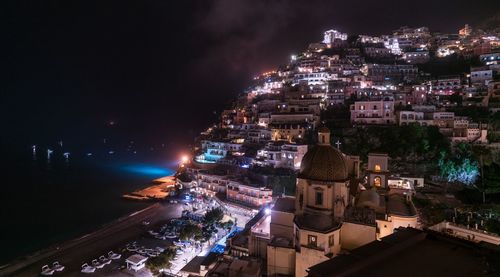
[{"left": 122, "top": 164, "right": 175, "bottom": 177}]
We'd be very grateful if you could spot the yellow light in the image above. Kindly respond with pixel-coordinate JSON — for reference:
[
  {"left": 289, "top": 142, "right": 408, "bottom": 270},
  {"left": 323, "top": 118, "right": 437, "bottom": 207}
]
[{"left": 181, "top": 155, "right": 189, "bottom": 163}]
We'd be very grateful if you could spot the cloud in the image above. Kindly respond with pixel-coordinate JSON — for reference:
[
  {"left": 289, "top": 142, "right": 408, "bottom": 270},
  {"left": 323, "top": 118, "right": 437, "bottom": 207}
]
[{"left": 190, "top": 0, "right": 300, "bottom": 75}]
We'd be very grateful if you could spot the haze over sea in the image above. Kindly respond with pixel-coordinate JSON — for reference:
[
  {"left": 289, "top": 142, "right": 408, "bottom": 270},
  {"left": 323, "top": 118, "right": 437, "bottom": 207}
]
[{"left": 0, "top": 138, "right": 177, "bottom": 265}]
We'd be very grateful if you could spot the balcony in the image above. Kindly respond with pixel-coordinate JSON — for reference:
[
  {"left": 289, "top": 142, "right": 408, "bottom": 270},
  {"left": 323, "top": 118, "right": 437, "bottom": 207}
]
[{"left": 301, "top": 243, "right": 326, "bottom": 252}]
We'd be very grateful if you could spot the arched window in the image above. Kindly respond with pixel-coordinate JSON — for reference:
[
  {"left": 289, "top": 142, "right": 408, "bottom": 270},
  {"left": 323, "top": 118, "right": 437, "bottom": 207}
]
[
  {"left": 315, "top": 191, "right": 323, "bottom": 206},
  {"left": 374, "top": 176, "right": 382, "bottom": 187}
]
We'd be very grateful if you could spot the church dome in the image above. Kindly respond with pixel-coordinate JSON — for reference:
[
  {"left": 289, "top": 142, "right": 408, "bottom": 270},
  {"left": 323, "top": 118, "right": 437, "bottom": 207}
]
[
  {"left": 357, "top": 188, "right": 380, "bottom": 208},
  {"left": 299, "top": 144, "right": 349, "bottom": 182}
]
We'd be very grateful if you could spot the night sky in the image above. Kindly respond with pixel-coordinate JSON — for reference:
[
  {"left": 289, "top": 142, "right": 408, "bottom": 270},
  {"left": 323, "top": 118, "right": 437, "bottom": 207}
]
[{"left": 2, "top": 0, "right": 499, "bottom": 150}]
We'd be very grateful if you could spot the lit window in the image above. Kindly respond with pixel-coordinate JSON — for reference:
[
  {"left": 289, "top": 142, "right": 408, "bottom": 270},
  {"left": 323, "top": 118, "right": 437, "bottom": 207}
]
[{"left": 374, "top": 164, "right": 381, "bottom": 171}]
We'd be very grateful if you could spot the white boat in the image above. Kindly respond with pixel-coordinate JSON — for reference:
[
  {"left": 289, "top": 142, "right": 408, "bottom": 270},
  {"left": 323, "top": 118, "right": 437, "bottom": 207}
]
[
  {"left": 127, "top": 245, "right": 139, "bottom": 252},
  {"left": 41, "top": 265, "right": 54, "bottom": 276},
  {"left": 165, "top": 232, "right": 177, "bottom": 239},
  {"left": 108, "top": 251, "right": 121, "bottom": 260},
  {"left": 154, "top": 234, "right": 166, "bottom": 240},
  {"left": 173, "top": 241, "right": 184, "bottom": 247},
  {"left": 148, "top": 230, "right": 159, "bottom": 236},
  {"left": 147, "top": 250, "right": 159, "bottom": 257},
  {"left": 52, "top": 261, "right": 65, "bottom": 272},
  {"left": 92, "top": 259, "right": 105, "bottom": 269},
  {"left": 81, "top": 263, "right": 96, "bottom": 273},
  {"left": 99, "top": 255, "right": 112, "bottom": 265}
]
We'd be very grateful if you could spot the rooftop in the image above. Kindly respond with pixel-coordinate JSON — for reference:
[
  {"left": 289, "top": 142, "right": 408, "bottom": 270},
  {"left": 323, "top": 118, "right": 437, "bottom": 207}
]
[
  {"left": 386, "top": 194, "right": 417, "bottom": 217},
  {"left": 251, "top": 214, "right": 271, "bottom": 237},
  {"left": 230, "top": 230, "right": 249, "bottom": 249},
  {"left": 269, "top": 236, "right": 294, "bottom": 248},
  {"left": 125, "top": 254, "right": 148, "bottom": 265},
  {"left": 307, "top": 228, "right": 500, "bottom": 277},
  {"left": 272, "top": 197, "right": 296, "bottom": 213},
  {"left": 295, "top": 213, "right": 341, "bottom": 233},
  {"left": 180, "top": 256, "right": 205, "bottom": 274}
]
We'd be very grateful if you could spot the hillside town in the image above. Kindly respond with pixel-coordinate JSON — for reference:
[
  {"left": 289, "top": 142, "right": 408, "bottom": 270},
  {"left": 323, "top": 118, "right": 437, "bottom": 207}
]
[
  {"left": 162, "top": 23, "right": 500, "bottom": 277},
  {"left": 13, "top": 23, "right": 500, "bottom": 277}
]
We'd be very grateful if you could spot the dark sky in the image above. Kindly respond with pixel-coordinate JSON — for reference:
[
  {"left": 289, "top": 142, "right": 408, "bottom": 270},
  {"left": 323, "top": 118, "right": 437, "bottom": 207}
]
[{"left": 1, "top": 0, "right": 498, "bottom": 149}]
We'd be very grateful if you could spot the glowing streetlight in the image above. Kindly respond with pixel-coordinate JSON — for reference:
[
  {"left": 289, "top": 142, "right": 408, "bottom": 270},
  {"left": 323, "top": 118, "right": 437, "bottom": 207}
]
[
  {"left": 265, "top": 208, "right": 271, "bottom": 215},
  {"left": 181, "top": 155, "right": 189, "bottom": 164}
]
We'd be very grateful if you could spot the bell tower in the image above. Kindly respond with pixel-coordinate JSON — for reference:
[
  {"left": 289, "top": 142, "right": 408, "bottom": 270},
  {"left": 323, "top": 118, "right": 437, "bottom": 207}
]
[
  {"left": 367, "top": 153, "right": 389, "bottom": 188},
  {"left": 318, "top": 127, "right": 331, "bottom": 145}
]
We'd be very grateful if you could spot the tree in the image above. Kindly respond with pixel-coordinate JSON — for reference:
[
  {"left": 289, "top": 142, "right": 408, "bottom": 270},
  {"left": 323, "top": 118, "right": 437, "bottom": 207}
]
[
  {"left": 179, "top": 223, "right": 203, "bottom": 241},
  {"left": 438, "top": 150, "right": 480, "bottom": 186},
  {"left": 203, "top": 207, "right": 224, "bottom": 226},
  {"left": 222, "top": 220, "right": 234, "bottom": 230},
  {"left": 146, "top": 248, "right": 175, "bottom": 276}
]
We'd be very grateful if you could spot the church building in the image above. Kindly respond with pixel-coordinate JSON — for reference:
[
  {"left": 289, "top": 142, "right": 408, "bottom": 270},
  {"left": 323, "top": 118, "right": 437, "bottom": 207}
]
[{"left": 265, "top": 127, "right": 418, "bottom": 277}]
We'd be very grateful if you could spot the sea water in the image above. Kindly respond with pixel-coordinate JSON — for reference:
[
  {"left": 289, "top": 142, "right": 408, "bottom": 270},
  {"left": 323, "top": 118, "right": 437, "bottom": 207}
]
[{"left": 0, "top": 145, "right": 176, "bottom": 265}]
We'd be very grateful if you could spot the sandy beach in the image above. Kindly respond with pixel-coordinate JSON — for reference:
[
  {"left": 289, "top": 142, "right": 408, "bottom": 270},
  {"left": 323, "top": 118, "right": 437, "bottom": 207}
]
[
  {"left": 123, "top": 176, "right": 177, "bottom": 201},
  {"left": 1, "top": 202, "right": 183, "bottom": 277}
]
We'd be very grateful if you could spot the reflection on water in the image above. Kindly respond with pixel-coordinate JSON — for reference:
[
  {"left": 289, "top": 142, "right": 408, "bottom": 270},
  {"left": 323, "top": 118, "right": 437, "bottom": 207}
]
[
  {"left": 121, "top": 164, "right": 174, "bottom": 176},
  {"left": 0, "top": 147, "right": 176, "bottom": 265}
]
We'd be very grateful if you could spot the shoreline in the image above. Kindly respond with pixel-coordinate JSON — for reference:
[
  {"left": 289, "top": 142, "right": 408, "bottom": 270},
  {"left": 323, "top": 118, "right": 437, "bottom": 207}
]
[
  {"left": 0, "top": 203, "right": 160, "bottom": 275},
  {"left": 1, "top": 173, "right": 177, "bottom": 272},
  {"left": 122, "top": 175, "right": 177, "bottom": 201}
]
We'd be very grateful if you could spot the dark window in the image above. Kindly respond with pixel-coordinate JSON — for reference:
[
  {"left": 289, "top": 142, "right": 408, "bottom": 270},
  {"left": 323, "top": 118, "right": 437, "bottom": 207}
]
[
  {"left": 315, "top": 191, "right": 323, "bottom": 205},
  {"left": 308, "top": 235, "right": 317, "bottom": 247},
  {"left": 329, "top": 235, "right": 334, "bottom": 246}
]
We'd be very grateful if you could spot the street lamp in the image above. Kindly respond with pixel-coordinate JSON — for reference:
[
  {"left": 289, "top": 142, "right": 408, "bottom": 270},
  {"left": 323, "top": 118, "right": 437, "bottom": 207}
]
[{"left": 181, "top": 155, "right": 189, "bottom": 164}]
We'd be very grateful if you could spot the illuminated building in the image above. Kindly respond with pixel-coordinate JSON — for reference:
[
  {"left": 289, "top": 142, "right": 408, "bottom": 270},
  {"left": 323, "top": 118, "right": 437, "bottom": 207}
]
[
  {"left": 470, "top": 66, "right": 493, "bottom": 84},
  {"left": 262, "top": 128, "right": 417, "bottom": 277},
  {"left": 480, "top": 53, "right": 500, "bottom": 65},
  {"left": 459, "top": 24, "right": 472, "bottom": 37},
  {"left": 362, "top": 64, "right": 418, "bottom": 83},
  {"left": 431, "top": 76, "right": 462, "bottom": 95},
  {"left": 254, "top": 141, "right": 308, "bottom": 170},
  {"left": 196, "top": 139, "right": 244, "bottom": 164},
  {"left": 322, "top": 29, "right": 348, "bottom": 45},
  {"left": 401, "top": 49, "right": 429, "bottom": 64},
  {"left": 350, "top": 100, "right": 396, "bottom": 125}
]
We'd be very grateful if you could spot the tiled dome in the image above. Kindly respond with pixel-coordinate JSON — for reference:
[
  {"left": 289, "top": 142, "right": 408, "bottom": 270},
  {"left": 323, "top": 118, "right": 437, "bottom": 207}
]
[{"left": 299, "top": 144, "right": 349, "bottom": 182}]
